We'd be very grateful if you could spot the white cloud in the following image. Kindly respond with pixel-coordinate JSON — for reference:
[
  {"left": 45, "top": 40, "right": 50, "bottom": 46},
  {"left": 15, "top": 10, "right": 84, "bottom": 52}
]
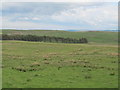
[
  {"left": 51, "top": 4, "right": 118, "bottom": 29},
  {"left": 1, "top": 2, "right": 118, "bottom": 30},
  {"left": 18, "top": 17, "right": 41, "bottom": 21},
  {"left": 2, "top": 16, "right": 84, "bottom": 30},
  {"left": 32, "top": 17, "right": 41, "bottom": 20}
]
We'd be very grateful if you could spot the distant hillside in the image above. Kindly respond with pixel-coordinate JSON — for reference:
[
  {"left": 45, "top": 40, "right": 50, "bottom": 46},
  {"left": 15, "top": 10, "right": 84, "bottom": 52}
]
[
  {"left": 65, "top": 30, "right": 119, "bottom": 32},
  {"left": 2, "top": 29, "right": 118, "bottom": 45}
]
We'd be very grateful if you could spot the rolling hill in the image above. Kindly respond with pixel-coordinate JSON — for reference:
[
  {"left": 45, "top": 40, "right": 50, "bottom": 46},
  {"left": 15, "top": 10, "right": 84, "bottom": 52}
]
[{"left": 2, "top": 29, "right": 118, "bottom": 45}]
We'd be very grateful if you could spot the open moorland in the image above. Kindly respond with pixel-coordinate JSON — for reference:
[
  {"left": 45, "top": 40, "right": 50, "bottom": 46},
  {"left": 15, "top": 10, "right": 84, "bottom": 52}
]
[
  {"left": 2, "top": 30, "right": 118, "bottom": 88},
  {"left": 2, "top": 29, "right": 118, "bottom": 44}
]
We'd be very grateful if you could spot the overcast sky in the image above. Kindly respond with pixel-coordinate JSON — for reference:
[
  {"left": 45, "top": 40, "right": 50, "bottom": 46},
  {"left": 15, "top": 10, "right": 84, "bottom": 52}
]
[{"left": 1, "top": 2, "right": 118, "bottom": 30}]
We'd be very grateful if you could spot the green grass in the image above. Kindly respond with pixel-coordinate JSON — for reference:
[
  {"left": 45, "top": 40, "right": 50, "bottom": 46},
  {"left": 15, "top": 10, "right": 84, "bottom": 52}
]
[
  {"left": 2, "top": 40, "right": 118, "bottom": 88},
  {"left": 2, "top": 30, "right": 118, "bottom": 45}
]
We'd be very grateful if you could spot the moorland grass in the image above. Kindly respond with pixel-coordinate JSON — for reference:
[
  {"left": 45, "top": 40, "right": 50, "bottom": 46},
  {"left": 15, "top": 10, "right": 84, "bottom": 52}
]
[{"left": 2, "top": 40, "right": 118, "bottom": 88}]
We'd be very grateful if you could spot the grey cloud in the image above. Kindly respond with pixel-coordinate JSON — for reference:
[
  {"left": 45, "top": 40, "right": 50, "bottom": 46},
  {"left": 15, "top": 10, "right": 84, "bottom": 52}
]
[{"left": 2, "top": 2, "right": 115, "bottom": 16}]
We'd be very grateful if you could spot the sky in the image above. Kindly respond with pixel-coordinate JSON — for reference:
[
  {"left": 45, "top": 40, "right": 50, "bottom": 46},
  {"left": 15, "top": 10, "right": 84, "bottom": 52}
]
[{"left": 1, "top": 2, "right": 118, "bottom": 30}]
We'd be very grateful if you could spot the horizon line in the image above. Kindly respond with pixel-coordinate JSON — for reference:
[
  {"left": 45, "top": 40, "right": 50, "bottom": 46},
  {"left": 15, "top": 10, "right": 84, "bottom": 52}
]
[{"left": 0, "top": 28, "right": 118, "bottom": 31}]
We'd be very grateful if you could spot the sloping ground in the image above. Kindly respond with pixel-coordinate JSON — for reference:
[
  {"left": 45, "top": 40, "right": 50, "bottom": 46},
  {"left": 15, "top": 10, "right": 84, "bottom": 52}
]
[{"left": 2, "top": 30, "right": 118, "bottom": 45}]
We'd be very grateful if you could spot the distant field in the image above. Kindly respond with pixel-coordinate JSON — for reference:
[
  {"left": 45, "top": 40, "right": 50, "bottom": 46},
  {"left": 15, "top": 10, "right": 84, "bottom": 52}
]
[
  {"left": 2, "top": 41, "right": 118, "bottom": 88},
  {"left": 2, "top": 30, "right": 118, "bottom": 45}
]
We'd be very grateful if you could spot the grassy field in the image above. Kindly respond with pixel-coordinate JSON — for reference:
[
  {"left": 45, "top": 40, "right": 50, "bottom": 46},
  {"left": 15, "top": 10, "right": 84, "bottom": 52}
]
[
  {"left": 2, "top": 40, "right": 118, "bottom": 88},
  {"left": 2, "top": 30, "right": 118, "bottom": 88},
  {"left": 2, "top": 30, "right": 118, "bottom": 45}
]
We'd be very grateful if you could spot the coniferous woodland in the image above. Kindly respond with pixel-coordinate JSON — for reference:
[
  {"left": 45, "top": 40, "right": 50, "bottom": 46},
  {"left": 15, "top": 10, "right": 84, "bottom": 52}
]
[{"left": 1, "top": 34, "right": 88, "bottom": 43}]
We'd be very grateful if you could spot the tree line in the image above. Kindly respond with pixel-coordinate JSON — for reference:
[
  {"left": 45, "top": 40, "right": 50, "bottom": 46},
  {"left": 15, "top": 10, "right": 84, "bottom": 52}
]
[{"left": 1, "top": 34, "right": 88, "bottom": 43}]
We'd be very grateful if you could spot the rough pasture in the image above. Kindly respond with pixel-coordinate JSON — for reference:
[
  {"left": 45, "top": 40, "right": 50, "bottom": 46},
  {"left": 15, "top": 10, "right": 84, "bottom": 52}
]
[{"left": 2, "top": 41, "right": 118, "bottom": 88}]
